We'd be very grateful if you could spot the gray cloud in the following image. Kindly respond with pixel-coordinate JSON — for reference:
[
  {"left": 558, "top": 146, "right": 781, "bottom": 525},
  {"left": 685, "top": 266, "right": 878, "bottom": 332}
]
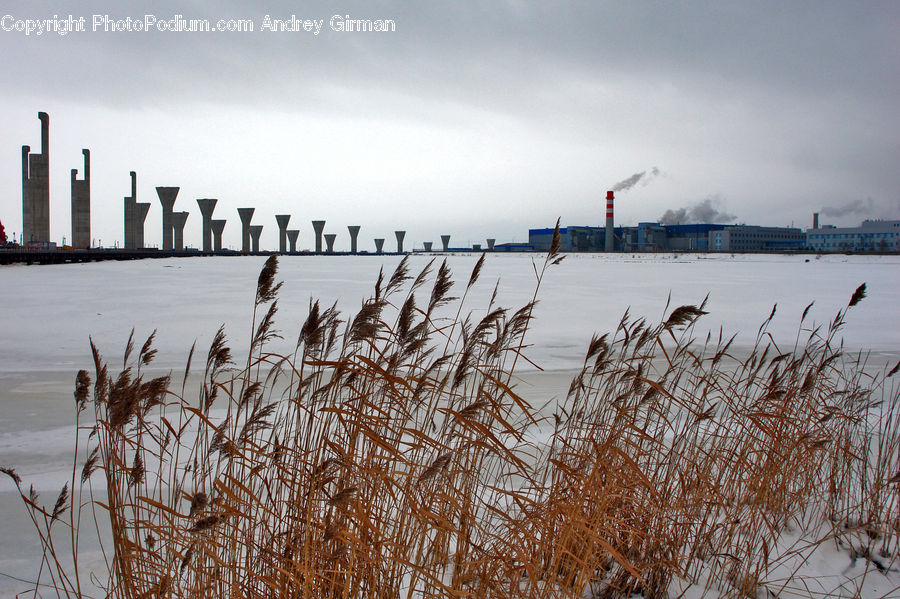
[
  {"left": 659, "top": 196, "right": 736, "bottom": 225},
  {"left": 0, "top": 1, "right": 898, "bottom": 246}
]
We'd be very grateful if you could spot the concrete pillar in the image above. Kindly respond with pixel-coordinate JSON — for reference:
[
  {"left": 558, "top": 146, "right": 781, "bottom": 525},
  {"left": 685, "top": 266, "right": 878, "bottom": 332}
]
[
  {"left": 249, "top": 225, "right": 263, "bottom": 252},
  {"left": 211, "top": 219, "right": 226, "bottom": 251},
  {"left": 134, "top": 203, "right": 150, "bottom": 249},
  {"left": 22, "top": 112, "right": 50, "bottom": 244},
  {"left": 172, "top": 211, "right": 189, "bottom": 251},
  {"left": 276, "top": 214, "right": 291, "bottom": 253},
  {"left": 237, "top": 208, "right": 255, "bottom": 252},
  {"left": 287, "top": 229, "right": 299, "bottom": 253},
  {"left": 441, "top": 235, "right": 451, "bottom": 252},
  {"left": 312, "top": 220, "right": 325, "bottom": 253},
  {"left": 486, "top": 238, "right": 495, "bottom": 251},
  {"left": 70, "top": 149, "right": 90, "bottom": 249},
  {"left": 324, "top": 233, "right": 336, "bottom": 253},
  {"left": 473, "top": 244, "right": 482, "bottom": 251},
  {"left": 347, "top": 225, "right": 360, "bottom": 254},
  {"left": 196, "top": 198, "right": 217, "bottom": 252},
  {"left": 156, "top": 187, "right": 180, "bottom": 250},
  {"left": 395, "top": 230, "right": 406, "bottom": 254},
  {"left": 423, "top": 241, "right": 433, "bottom": 252},
  {"left": 813, "top": 213, "right": 819, "bottom": 230},
  {"left": 374, "top": 238, "right": 385, "bottom": 253},
  {"left": 124, "top": 171, "right": 137, "bottom": 249}
]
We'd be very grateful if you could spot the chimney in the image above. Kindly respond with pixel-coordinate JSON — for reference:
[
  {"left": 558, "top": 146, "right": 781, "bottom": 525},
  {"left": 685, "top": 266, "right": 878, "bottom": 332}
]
[{"left": 605, "top": 190, "right": 614, "bottom": 252}]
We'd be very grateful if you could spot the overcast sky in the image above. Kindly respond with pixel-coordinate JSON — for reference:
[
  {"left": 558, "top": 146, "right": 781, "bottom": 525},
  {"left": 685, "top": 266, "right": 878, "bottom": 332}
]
[{"left": 1, "top": 1, "right": 898, "bottom": 250}]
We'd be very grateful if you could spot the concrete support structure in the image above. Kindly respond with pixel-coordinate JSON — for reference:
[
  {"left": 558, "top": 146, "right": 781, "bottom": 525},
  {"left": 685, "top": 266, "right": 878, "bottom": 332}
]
[
  {"left": 22, "top": 112, "right": 50, "bottom": 244},
  {"left": 287, "top": 229, "right": 299, "bottom": 253},
  {"left": 473, "top": 244, "right": 482, "bottom": 251},
  {"left": 196, "top": 199, "right": 217, "bottom": 251},
  {"left": 441, "top": 235, "right": 451, "bottom": 251},
  {"left": 172, "top": 211, "right": 189, "bottom": 251},
  {"left": 347, "top": 226, "right": 360, "bottom": 254},
  {"left": 486, "top": 238, "right": 495, "bottom": 251},
  {"left": 156, "top": 187, "right": 180, "bottom": 250},
  {"left": 123, "top": 171, "right": 148, "bottom": 249},
  {"left": 374, "top": 238, "right": 385, "bottom": 253},
  {"left": 395, "top": 230, "right": 406, "bottom": 254},
  {"left": 70, "top": 149, "right": 90, "bottom": 249},
  {"left": 134, "top": 203, "right": 150, "bottom": 249},
  {"left": 276, "top": 215, "right": 291, "bottom": 253},
  {"left": 423, "top": 242, "right": 433, "bottom": 252},
  {"left": 813, "top": 213, "right": 819, "bottom": 230},
  {"left": 312, "top": 220, "right": 326, "bottom": 253},
  {"left": 605, "top": 190, "right": 615, "bottom": 252},
  {"left": 324, "top": 233, "right": 336, "bottom": 253},
  {"left": 211, "top": 219, "right": 226, "bottom": 251},
  {"left": 249, "top": 225, "right": 263, "bottom": 252},
  {"left": 237, "top": 208, "right": 255, "bottom": 252}
]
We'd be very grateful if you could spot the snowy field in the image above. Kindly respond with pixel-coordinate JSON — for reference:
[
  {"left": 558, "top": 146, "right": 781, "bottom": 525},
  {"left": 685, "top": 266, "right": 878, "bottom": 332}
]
[{"left": 1, "top": 252, "right": 899, "bottom": 596}]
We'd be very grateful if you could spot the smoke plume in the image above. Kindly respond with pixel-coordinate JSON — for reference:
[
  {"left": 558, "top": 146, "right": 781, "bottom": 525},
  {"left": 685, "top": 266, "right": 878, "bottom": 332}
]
[
  {"left": 612, "top": 167, "right": 660, "bottom": 193},
  {"left": 659, "top": 196, "right": 736, "bottom": 225},
  {"left": 820, "top": 198, "right": 875, "bottom": 218}
]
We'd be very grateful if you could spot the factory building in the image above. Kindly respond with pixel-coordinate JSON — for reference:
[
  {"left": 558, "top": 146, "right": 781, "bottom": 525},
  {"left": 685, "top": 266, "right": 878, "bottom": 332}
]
[
  {"left": 531, "top": 222, "right": 804, "bottom": 252},
  {"left": 806, "top": 219, "right": 900, "bottom": 252},
  {"left": 529, "top": 226, "right": 625, "bottom": 252},
  {"left": 709, "top": 225, "right": 804, "bottom": 252}
]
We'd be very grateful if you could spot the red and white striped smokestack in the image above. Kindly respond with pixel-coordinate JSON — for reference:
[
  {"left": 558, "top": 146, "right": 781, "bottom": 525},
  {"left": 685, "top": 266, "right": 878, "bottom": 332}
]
[{"left": 605, "top": 190, "right": 614, "bottom": 252}]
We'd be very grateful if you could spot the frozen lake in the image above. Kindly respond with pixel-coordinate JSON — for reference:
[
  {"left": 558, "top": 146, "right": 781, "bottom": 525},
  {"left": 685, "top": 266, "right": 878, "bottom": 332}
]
[
  {"left": 1, "top": 252, "right": 899, "bottom": 595},
  {"left": 2, "top": 252, "right": 898, "bottom": 375}
]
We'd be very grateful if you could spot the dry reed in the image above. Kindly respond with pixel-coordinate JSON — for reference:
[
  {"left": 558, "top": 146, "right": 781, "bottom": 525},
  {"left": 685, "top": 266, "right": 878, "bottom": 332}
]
[{"left": 3, "top": 241, "right": 898, "bottom": 598}]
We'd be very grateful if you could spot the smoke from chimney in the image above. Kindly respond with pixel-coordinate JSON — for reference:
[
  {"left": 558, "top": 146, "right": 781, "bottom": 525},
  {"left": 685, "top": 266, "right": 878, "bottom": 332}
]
[
  {"left": 659, "top": 196, "right": 736, "bottom": 225},
  {"left": 611, "top": 166, "right": 660, "bottom": 193},
  {"left": 820, "top": 198, "right": 875, "bottom": 218}
]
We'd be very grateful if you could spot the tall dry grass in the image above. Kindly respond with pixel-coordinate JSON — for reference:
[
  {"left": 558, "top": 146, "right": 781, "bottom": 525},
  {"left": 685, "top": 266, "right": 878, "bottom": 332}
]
[{"left": 4, "top": 235, "right": 899, "bottom": 598}]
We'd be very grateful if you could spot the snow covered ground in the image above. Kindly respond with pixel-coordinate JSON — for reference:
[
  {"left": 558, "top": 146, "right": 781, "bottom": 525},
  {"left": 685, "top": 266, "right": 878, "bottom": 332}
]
[{"left": 1, "top": 252, "right": 898, "bottom": 597}]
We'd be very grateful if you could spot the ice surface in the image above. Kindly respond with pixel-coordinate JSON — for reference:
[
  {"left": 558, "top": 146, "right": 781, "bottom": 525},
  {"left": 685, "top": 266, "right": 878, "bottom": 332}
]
[
  {"left": 2, "top": 253, "right": 898, "bottom": 374},
  {"left": 1, "top": 253, "right": 898, "bottom": 596}
]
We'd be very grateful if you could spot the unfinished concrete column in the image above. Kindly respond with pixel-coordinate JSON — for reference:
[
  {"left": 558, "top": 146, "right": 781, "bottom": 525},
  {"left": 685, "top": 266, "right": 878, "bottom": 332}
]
[
  {"left": 276, "top": 215, "right": 291, "bottom": 253},
  {"left": 237, "top": 208, "right": 254, "bottom": 252},
  {"left": 22, "top": 112, "right": 50, "bottom": 243},
  {"left": 441, "top": 235, "right": 451, "bottom": 251},
  {"left": 395, "top": 231, "right": 406, "bottom": 254},
  {"left": 172, "top": 211, "right": 189, "bottom": 251},
  {"left": 473, "top": 244, "right": 482, "bottom": 251},
  {"left": 211, "top": 219, "right": 226, "bottom": 251},
  {"left": 324, "top": 233, "right": 336, "bottom": 253},
  {"left": 423, "top": 242, "right": 433, "bottom": 252},
  {"left": 486, "top": 238, "right": 495, "bottom": 251},
  {"left": 287, "top": 229, "right": 299, "bottom": 253},
  {"left": 70, "top": 149, "right": 90, "bottom": 249},
  {"left": 156, "top": 187, "right": 180, "bottom": 250},
  {"left": 312, "top": 220, "right": 326, "bottom": 253},
  {"left": 134, "top": 203, "right": 150, "bottom": 249},
  {"left": 347, "top": 226, "right": 360, "bottom": 254},
  {"left": 124, "top": 171, "right": 138, "bottom": 249},
  {"left": 249, "top": 225, "right": 263, "bottom": 252},
  {"left": 374, "top": 238, "right": 385, "bottom": 253},
  {"left": 196, "top": 199, "right": 217, "bottom": 251}
]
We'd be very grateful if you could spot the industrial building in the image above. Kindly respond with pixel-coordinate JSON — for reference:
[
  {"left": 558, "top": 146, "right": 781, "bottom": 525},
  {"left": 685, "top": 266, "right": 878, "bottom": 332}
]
[
  {"left": 530, "top": 222, "right": 805, "bottom": 253},
  {"left": 709, "top": 225, "right": 805, "bottom": 252},
  {"left": 806, "top": 218, "right": 900, "bottom": 252}
]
